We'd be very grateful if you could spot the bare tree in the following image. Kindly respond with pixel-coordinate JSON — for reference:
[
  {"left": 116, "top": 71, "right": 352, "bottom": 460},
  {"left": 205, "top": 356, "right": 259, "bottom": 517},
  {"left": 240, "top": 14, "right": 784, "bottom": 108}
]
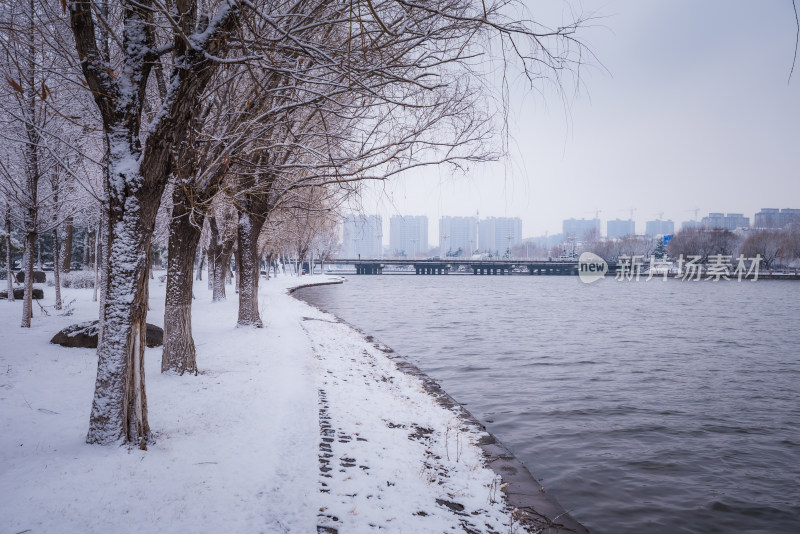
[
  {"left": 741, "top": 230, "right": 784, "bottom": 269},
  {"left": 66, "top": 0, "right": 243, "bottom": 446},
  {"left": 668, "top": 227, "right": 740, "bottom": 263},
  {"left": 0, "top": 0, "right": 49, "bottom": 326}
]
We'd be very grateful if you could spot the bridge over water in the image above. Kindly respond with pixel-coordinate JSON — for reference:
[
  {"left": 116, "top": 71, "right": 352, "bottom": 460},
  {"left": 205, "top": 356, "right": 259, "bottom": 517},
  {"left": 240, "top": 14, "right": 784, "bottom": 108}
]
[{"left": 333, "top": 258, "right": 616, "bottom": 276}]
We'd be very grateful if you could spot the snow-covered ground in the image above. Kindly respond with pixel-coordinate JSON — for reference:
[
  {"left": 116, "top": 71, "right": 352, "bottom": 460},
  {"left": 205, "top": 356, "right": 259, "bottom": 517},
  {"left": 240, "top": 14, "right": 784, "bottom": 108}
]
[{"left": 1, "top": 273, "right": 530, "bottom": 533}]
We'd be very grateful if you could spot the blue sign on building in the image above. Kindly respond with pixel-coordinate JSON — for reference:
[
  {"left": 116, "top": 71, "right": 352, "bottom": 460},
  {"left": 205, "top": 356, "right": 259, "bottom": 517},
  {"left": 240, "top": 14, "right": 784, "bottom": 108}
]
[{"left": 663, "top": 234, "right": 673, "bottom": 246}]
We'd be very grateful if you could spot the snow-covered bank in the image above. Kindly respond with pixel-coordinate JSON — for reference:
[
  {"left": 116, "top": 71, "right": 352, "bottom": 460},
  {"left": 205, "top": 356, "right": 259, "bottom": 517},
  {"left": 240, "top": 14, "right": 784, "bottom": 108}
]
[{"left": 1, "top": 274, "right": 580, "bottom": 533}]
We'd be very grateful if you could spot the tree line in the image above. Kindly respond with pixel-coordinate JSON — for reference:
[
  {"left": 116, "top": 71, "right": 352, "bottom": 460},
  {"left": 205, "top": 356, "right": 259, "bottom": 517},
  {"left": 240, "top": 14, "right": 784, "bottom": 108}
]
[
  {"left": 0, "top": 0, "right": 588, "bottom": 448},
  {"left": 578, "top": 225, "right": 800, "bottom": 269}
]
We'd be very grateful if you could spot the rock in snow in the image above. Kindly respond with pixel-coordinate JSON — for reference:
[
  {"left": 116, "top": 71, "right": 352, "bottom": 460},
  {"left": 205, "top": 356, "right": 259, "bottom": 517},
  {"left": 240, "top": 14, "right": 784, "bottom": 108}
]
[
  {"left": 0, "top": 288, "right": 44, "bottom": 300},
  {"left": 15, "top": 271, "right": 47, "bottom": 283},
  {"left": 50, "top": 320, "right": 164, "bottom": 348}
]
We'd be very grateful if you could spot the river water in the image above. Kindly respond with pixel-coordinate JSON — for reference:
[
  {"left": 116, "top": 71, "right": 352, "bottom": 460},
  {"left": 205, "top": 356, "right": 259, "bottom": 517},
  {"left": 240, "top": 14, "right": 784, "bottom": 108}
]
[{"left": 293, "top": 274, "right": 800, "bottom": 534}]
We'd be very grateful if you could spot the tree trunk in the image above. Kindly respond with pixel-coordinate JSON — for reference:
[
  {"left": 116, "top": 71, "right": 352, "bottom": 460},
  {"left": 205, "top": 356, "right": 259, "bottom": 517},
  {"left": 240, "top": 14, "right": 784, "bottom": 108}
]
[
  {"left": 162, "top": 188, "right": 203, "bottom": 375},
  {"left": 5, "top": 208, "right": 14, "bottom": 302},
  {"left": 212, "top": 249, "right": 228, "bottom": 300},
  {"left": 209, "top": 216, "right": 234, "bottom": 302},
  {"left": 61, "top": 215, "right": 74, "bottom": 273},
  {"left": 36, "top": 236, "right": 42, "bottom": 271},
  {"left": 195, "top": 249, "right": 205, "bottom": 281},
  {"left": 93, "top": 217, "right": 101, "bottom": 302},
  {"left": 207, "top": 249, "right": 214, "bottom": 290},
  {"left": 235, "top": 209, "right": 266, "bottom": 327},
  {"left": 21, "top": 230, "right": 35, "bottom": 327},
  {"left": 20, "top": 0, "right": 39, "bottom": 327},
  {"left": 82, "top": 229, "right": 91, "bottom": 269},
  {"left": 87, "top": 182, "right": 153, "bottom": 448},
  {"left": 233, "top": 243, "right": 241, "bottom": 292},
  {"left": 53, "top": 227, "right": 62, "bottom": 310}
]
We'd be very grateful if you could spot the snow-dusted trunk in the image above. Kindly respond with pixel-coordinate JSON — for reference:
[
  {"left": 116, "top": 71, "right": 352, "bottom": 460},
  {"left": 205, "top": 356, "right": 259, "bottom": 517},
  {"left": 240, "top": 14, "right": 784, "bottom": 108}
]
[
  {"left": 236, "top": 210, "right": 265, "bottom": 327},
  {"left": 93, "top": 217, "right": 101, "bottom": 302},
  {"left": 207, "top": 252, "right": 213, "bottom": 290},
  {"left": 195, "top": 249, "right": 205, "bottom": 281},
  {"left": 61, "top": 216, "right": 74, "bottom": 273},
  {"left": 20, "top": 232, "right": 35, "bottom": 326},
  {"left": 5, "top": 209, "right": 14, "bottom": 302},
  {"left": 52, "top": 227, "right": 62, "bottom": 310},
  {"left": 20, "top": 151, "right": 38, "bottom": 326},
  {"left": 82, "top": 230, "right": 91, "bottom": 270},
  {"left": 86, "top": 138, "right": 155, "bottom": 447},
  {"left": 69, "top": 0, "right": 240, "bottom": 446},
  {"left": 162, "top": 189, "right": 203, "bottom": 375},
  {"left": 20, "top": 0, "right": 39, "bottom": 327},
  {"left": 212, "top": 250, "right": 229, "bottom": 301},
  {"left": 209, "top": 217, "right": 234, "bottom": 302}
]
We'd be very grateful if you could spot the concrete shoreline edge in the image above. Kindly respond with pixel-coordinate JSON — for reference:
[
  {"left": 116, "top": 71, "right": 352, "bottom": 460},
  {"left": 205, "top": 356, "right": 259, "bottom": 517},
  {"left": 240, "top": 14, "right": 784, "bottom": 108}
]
[{"left": 288, "top": 277, "right": 590, "bottom": 534}]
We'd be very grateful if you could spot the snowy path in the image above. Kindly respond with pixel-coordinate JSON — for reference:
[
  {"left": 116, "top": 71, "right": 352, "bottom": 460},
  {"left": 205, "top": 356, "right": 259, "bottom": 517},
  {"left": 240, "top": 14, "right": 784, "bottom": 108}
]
[
  {"left": 1, "top": 274, "right": 548, "bottom": 533},
  {"left": 300, "top": 312, "right": 514, "bottom": 533}
]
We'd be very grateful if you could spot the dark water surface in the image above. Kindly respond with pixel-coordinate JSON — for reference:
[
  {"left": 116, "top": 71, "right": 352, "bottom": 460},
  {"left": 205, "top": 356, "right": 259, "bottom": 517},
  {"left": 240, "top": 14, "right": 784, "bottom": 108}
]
[{"left": 294, "top": 275, "right": 800, "bottom": 534}]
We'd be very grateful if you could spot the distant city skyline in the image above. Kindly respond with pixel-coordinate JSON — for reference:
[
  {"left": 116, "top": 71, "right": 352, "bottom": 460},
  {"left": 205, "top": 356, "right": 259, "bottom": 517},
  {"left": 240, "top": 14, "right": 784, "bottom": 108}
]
[{"left": 344, "top": 206, "right": 795, "bottom": 251}]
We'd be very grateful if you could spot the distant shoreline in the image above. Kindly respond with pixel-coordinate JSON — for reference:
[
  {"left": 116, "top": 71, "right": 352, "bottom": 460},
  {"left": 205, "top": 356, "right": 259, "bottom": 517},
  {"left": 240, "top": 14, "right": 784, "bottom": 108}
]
[{"left": 321, "top": 270, "right": 800, "bottom": 280}]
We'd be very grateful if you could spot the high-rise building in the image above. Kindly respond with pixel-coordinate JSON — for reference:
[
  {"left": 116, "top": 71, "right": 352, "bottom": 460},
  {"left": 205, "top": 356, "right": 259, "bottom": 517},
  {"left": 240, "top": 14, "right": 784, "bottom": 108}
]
[
  {"left": 476, "top": 217, "right": 522, "bottom": 256},
  {"left": 340, "top": 214, "right": 382, "bottom": 258},
  {"left": 701, "top": 213, "right": 749, "bottom": 230},
  {"left": 645, "top": 219, "right": 675, "bottom": 237},
  {"left": 681, "top": 220, "right": 701, "bottom": 231},
  {"left": 607, "top": 219, "right": 635, "bottom": 239},
  {"left": 530, "top": 233, "right": 565, "bottom": 250},
  {"left": 562, "top": 218, "right": 601, "bottom": 241},
  {"left": 753, "top": 208, "right": 800, "bottom": 229},
  {"left": 389, "top": 215, "right": 428, "bottom": 258},
  {"left": 439, "top": 216, "right": 477, "bottom": 257}
]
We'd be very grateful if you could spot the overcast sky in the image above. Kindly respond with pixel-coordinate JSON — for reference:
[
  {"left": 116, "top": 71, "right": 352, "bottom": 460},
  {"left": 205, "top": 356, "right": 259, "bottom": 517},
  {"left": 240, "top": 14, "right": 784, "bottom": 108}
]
[{"left": 354, "top": 0, "right": 800, "bottom": 243}]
